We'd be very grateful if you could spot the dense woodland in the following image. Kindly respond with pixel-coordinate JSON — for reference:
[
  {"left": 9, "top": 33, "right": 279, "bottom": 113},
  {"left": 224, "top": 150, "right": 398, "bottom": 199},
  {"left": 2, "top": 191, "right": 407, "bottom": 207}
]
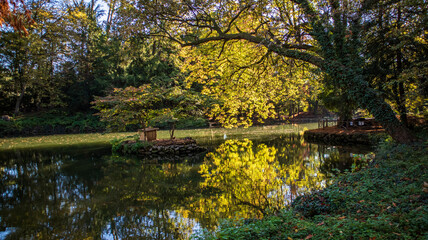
[{"left": 0, "top": 0, "right": 427, "bottom": 142}]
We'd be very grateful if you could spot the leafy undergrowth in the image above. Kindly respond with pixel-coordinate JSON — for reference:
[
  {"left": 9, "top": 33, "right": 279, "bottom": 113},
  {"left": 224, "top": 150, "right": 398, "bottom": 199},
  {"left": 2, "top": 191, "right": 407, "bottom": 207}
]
[
  {"left": 0, "top": 112, "right": 106, "bottom": 137},
  {"left": 195, "top": 142, "right": 428, "bottom": 240}
]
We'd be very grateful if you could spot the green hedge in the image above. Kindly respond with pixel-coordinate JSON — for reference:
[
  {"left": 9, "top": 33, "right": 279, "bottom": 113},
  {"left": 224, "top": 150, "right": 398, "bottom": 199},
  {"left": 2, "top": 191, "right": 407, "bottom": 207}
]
[{"left": 0, "top": 112, "right": 107, "bottom": 137}]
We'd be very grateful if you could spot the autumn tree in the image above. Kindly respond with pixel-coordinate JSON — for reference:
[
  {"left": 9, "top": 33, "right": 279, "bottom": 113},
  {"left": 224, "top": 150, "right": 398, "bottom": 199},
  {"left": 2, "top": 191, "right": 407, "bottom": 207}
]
[
  {"left": 92, "top": 85, "right": 162, "bottom": 133},
  {"left": 92, "top": 84, "right": 205, "bottom": 138},
  {"left": 180, "top": 35, "right": 321, "bottom": 127},
  {"left": 131, "top": 0, "right": 423, "bottom": 143},
  {"left": 0, "top": 0, "right": 33, "bottom": 34}
]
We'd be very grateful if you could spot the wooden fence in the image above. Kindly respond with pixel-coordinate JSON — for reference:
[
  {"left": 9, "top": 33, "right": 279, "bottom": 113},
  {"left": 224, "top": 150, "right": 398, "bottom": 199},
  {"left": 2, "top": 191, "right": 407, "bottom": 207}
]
[
  {"left": 318, "top": 118, "right": 381, "bottom": 129},
  {"left": 318, "top": 119, "right": 338, "bottom": 128}
]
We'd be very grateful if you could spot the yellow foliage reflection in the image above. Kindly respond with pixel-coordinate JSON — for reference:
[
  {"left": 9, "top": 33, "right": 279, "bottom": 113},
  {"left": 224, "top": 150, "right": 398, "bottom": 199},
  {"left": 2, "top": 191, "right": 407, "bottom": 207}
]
[{"left": 196, "top": 138, "right": 328, "bottom": 224}]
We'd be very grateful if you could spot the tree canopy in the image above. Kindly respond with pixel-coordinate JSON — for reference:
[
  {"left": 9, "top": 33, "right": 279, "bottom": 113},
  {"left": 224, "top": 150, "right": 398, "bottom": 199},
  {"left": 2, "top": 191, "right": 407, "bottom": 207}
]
[
  {"left": 0, "top": 0, "right": 426, "bottom": 142},
  {"left": 133, "top": 0, "right": 427, "bottom": 142}
]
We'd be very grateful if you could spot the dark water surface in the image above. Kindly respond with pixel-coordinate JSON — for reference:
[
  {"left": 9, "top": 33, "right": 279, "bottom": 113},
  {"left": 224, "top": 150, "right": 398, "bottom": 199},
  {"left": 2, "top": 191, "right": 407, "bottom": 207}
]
[{"left": 0, "top": 134, "right": 372, "bottom": 239}]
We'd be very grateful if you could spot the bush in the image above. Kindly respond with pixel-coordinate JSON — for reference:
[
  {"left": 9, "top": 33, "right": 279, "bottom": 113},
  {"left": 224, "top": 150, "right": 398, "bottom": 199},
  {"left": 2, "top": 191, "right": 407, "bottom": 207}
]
[
  {"left": 111, "top": 135, "right": 153, "bottom": 154},
  {"left": 0, "top": 112, "right": 107, "bottom": 137}
]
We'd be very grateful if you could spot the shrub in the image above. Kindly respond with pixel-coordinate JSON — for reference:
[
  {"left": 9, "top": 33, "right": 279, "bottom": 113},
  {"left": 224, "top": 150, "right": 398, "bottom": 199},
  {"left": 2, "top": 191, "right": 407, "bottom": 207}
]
[{"left": 0, "top": 112, "right": 107, "bottom": 137}]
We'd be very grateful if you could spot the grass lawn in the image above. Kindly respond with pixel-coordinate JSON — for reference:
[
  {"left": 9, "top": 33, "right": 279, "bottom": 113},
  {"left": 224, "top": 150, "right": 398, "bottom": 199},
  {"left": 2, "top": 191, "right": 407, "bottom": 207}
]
[{"left": 0, "top": 123, "right": 317, "bottom": 151}]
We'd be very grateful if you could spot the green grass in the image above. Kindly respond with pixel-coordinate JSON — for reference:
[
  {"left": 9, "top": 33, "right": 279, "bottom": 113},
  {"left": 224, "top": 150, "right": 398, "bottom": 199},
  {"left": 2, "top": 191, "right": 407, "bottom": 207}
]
[
  {"left": 0, "top": 132, "right": 132, "bottom": 150},
  {"left": 0, "top": 123, "right": 318, "bottom": 151}
]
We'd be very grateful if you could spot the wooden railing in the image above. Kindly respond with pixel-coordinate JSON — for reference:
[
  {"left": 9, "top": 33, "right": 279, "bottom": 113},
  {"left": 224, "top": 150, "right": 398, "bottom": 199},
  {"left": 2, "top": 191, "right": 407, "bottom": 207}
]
[
  {"left": 318, "top": 119, "right": 338, "bottom": 128},
  {"left": 318, "top": 118, "right": 381, "bottom": 129}
]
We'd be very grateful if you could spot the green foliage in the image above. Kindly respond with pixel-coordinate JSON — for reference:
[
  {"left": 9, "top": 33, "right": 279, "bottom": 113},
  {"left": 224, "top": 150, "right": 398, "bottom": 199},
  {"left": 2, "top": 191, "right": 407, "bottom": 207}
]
[
  {"left": 152, "top": 116, "right": 208, "bottom": 129},
  {"left": 363, "top": 0, "right": 428, "bottom": 119},
  {"left": 92, "top": 85, "right": 163, "bottom": 131},
  {"left": 318, "top": 81, "right": 358, "bottom": 121},
  {"left": 143, "top": 0, "right": 424, "bottom": 142},
  {"left": 112, "top": 138, "right": 153, "bottom": 155},
  {"left": 196, "top": 141, "right": 428, "bottom": 239},
  {"left": 92, "top": 84, "right": 206, "bottom": 138},
  {"left": 0, "top": 112, "right": 106, "bottom": 136}
]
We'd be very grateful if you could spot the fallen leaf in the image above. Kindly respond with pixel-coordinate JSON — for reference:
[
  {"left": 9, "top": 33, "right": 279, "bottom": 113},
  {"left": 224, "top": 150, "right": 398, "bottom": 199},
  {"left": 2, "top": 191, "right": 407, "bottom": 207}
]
[
  {"left": 338, "top": 216, "right": 346, "bottom": 220},
  {"left": 305, "top": 234, "right": 313, "bottom": 239},
  {"left": 317, "top": 221, "right": 325, "bottom": 226}
]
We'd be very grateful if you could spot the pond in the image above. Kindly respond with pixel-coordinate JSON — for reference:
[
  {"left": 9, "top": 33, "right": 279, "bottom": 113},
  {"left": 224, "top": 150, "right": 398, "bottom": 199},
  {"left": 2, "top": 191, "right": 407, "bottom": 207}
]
[{"left": 0, "top": 126, "right": 373, "bottom": 239}]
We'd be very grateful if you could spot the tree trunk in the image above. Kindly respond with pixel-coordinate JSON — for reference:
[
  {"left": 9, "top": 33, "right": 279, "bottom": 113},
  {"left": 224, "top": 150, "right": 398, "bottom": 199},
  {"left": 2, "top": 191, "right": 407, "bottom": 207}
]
[
  {"left": 340, "top": 70, "right": 415, "bottom": 143},
  {"left": 398, "top": 82, "right": 408, "bottom": 126},
  {"left": 312, "top": 100, "right": 319, "bottom": 115},
  {"left": 301, "top": 0, "right": 416, "bottom": 143},
  {"left": 393, "top": 6, "right": 408, "bottom": 127},
  {"left": 14, "top": 83, "right": 26, "bottom": 116},
  {"left": 169, "top": 122, "right": 176, "bottom": 140}
]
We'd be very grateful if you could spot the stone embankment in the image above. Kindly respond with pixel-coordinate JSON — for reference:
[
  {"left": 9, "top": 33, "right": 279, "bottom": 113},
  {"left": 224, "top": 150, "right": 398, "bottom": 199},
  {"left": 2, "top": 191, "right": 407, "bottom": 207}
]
[
  {"left": 118, "top": 137, "right": 207, "bottom": 156},
  {"left": 140, "top": 139, "right": 207, "bottom": 156}
]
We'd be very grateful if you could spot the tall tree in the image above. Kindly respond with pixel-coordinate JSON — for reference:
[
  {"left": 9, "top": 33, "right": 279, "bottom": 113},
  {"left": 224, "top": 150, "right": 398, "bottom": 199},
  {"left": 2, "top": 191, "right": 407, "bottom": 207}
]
[
  {"left": 363, "top": 0, "right": 428, "bottom": 126},
  {"left": 0, "top": 0, "right": 69, "bottom": 115},
  {"left": 61, "top": 0, "right": 104, "bottom": 110},
  {"left": 133, "top": 0, "right": 422, "bottom": 143}
]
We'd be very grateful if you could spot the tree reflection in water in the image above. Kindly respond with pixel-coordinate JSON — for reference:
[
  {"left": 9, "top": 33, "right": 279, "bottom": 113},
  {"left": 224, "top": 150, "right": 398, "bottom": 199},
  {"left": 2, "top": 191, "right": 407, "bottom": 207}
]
[
  {"left": 195, "top": 137, "right": 345, "bottom": 224},
  {"left": 0, "top": 135, "right": 371, "bottom": 239},
  {"left": 0, "top": 149, "right": 202, "bottom": 239}
]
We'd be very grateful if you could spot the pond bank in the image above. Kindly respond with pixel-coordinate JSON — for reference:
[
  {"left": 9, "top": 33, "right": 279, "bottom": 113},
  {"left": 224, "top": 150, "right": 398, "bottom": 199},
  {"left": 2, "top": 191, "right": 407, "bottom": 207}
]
[
  {"left": 304, "top": 126, "right": 386, "bottom": 145},
  {"left": 199, "top": 142, "right": 427, "bottom": 239},
  {"left": 1, "top": 123, "right": 317, "bottom": 151},
  {"left": 116, "top": 137, "right": 207, "bottom": 156}
]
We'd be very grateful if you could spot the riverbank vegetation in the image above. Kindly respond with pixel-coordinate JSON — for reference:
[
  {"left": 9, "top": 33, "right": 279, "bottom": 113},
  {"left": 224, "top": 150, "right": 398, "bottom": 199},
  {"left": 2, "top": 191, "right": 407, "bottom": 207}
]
[{"left": 195, "top": 141, "right": 427, "bottom": 239}]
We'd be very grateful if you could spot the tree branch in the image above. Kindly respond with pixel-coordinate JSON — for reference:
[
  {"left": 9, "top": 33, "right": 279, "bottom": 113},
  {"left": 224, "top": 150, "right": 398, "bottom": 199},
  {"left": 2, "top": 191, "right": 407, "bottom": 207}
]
[{"left": 181, "top": 32, "right": 325, "bottom": 69}]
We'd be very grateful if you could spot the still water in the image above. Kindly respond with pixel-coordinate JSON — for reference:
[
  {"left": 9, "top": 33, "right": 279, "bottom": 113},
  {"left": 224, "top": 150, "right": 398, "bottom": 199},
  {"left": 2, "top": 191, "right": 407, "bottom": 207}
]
[{"left": 0, "top": 133, "right": 371, "bottom": 239}]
